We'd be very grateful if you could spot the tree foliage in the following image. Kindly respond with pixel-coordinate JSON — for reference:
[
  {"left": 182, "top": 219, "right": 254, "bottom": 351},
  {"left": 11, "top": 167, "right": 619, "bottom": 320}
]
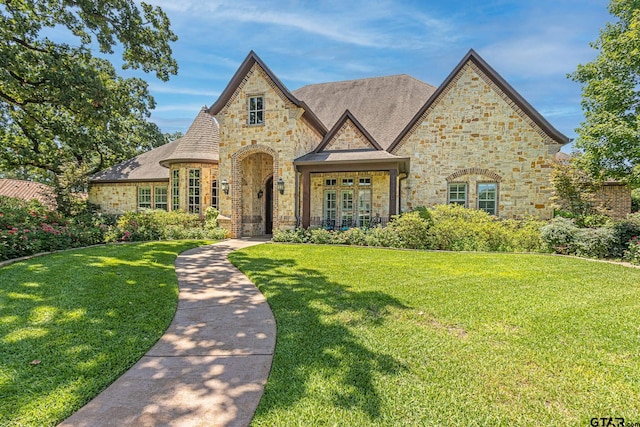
[
  {"left": 551, "top": 157, "right": 601, "bottom": 221},
  {"left": 0, "top": 0, "right": 177, "bottom": 184},
  {"left": 571, "top": 0, "right": 640, "bottom": 185}
]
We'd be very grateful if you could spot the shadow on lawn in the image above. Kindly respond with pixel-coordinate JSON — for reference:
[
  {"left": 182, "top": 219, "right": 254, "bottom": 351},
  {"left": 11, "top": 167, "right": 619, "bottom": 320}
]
[
  {"left": 229, "top": 251, "right": 409, "bottom": 421},
  {"left": 0, "top": 242, "right": 202, "bottom": 425}
]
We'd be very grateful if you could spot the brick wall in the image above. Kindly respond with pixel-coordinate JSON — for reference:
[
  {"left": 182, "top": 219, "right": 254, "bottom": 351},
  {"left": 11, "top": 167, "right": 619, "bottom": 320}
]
[{"left": 596, "top": 183, "right": 632, "bottom": 219}]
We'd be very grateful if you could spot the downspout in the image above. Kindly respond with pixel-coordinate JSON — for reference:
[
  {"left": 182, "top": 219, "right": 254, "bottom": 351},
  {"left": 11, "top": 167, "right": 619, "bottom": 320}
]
[
  {"left": 398, "top": 172, "right": 408, "bottom": 214},
  {"left": 294, "top": 169, "right": 300, "bottom": 228}
]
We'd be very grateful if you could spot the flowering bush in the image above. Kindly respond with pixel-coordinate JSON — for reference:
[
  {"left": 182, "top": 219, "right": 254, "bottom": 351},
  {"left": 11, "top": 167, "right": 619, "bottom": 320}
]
[{"left": 0, "top": 197, "right": 108, "bottom": 261}]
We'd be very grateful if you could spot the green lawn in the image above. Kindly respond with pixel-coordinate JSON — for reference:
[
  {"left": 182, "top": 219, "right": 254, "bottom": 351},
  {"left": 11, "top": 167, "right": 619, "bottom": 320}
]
[
  {"left": 229, "top": 244, "right": 640, "bottom": 427},
  {"left": 0, "top": 240, "right": 212, "bottom": 427}
]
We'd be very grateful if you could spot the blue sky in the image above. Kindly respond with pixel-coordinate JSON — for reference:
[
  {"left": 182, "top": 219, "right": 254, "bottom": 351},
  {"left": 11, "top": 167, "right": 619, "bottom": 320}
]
[{"left": 140, "top": 0, "right": 611, "bottom": 151}]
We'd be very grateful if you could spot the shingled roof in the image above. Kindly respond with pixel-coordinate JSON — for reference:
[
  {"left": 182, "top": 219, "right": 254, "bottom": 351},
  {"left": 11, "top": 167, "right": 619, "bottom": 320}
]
[
  {"left": 159, "top": 107, "right": 219, "bottom": 167},
  {"left": 89, "top": 139, "right": 178, "bottom": 182},
  {"left": 293, "top": 74, "right": 436, "bottom": 150},
  {"left": 90, "top": 108, "right": 220, "bottom": 183},
  {"left": 0, "top": 179, "right": 56, "bottom": 207}
]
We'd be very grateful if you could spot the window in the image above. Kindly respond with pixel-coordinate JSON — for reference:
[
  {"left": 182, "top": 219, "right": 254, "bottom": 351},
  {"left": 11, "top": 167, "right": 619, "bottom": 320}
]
[
  {"left": 138, "top": 187, "right": 151, "bottom": 210},
  {"left": 155, "top": 187, "right": 168, "bottom": 211},
  {"left": 188, "top": 169, "right": 201, "bottom": 214},
  {"left": 248, "top": 96, "right": 264, "bottom": 125},
  {"left": 448, "top": 183, "right": 467, "bottom": 206},
  {"left": 357, "top": 188, "right": 371, "bottom": 227},
  {"left": 341, "top": 190, "right": 354, "bottom": 228},
  {"left": 211, "top": 180, "right": 218, "bottom": 209},
  {"left": 324, "top": 190, "right": 337, "bottom": 227},
  {"left": 478, "top": 183, "right": 497, "bottom": 215},
  {"left": 322, "top": 176, "right": 372, "bottom": 228},
  {"left": 172, "top": 169, "right": 180, "bottom": 211}
]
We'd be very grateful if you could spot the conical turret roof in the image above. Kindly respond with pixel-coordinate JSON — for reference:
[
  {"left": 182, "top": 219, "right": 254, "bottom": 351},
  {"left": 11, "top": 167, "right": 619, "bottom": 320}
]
[{"left": 160, "top": 107, "right": 219, "bottom": 167}]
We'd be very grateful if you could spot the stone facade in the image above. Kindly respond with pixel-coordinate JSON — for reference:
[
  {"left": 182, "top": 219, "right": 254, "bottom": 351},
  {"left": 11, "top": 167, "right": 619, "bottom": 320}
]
[
  {"left": 169, "top": 163, "right": 218, "bottom": 213},
  {"left": 90, "top": 50, "right": 601, "bottom": 235},
  {"left": 214, "top": 63, "right": 321, "bottom": 237},
  {"left": 393, "top": 62, "right": 562, "bottom": 219},
  {"left": 89, "top": 181, "right": 168, "bottom": 214},
  {"left": 324, "top": 120, "right": 375, "bottom": 150}
]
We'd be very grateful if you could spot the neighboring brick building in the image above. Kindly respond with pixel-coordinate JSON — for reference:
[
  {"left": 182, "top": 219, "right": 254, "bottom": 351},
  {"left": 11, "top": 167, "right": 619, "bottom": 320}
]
[{"left": 90, "top": 49, "right": 578, "bottom": 237}]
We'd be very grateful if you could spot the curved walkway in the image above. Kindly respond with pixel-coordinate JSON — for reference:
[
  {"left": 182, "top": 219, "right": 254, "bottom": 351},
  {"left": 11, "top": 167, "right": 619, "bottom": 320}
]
[{"left": 60, "top": 238, "right": 274, "bottom": 427}]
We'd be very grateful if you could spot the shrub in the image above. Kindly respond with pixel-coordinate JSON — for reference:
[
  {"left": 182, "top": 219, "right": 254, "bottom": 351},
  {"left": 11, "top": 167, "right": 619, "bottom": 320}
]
[
  {"left": 623, "top": 236, "right": 640, "bottom": 264},
  {"left": 540, "top": 217, "right": 579, "bottom": 255},
  {"left": 610, "top": 213, "right": 640, "bottom": 258},
  {"left": 388, "top": 211, "right": 432, "bottom": 249},
  {"left": 572, "top": 227, "right": 616, "bottom": 259},
  {"left": 270, "top": 205, "right": 547, "bottom": 253},
  {"left": 107, "top": 210, "right": 228, "bottom": 242}
]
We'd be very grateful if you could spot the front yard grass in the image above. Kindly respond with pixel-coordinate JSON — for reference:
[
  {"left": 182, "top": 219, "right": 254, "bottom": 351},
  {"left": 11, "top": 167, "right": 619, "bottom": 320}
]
[
  {"left": 229, "top": 244, "right": 640, "bottom": 426},
  {"left": 0, "top": 240, "right": 212, "bottom": 427}
]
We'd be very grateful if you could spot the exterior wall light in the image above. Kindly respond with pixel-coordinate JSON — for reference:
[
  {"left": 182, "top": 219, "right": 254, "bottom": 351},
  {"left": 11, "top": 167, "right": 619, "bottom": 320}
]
[
  {"left": 257, "top": 189, "right": 264, "bottom": 199},
  {"left": 221, "top": 179, "right": 229, "bottom": 195},
  {"left": 277, "top": 177, "right": 285, "bottom": 194}
]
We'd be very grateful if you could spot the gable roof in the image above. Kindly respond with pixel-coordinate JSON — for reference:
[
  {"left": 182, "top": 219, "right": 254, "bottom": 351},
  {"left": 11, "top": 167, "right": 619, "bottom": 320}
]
[
  {"left": 293, "top": 74, "right": 436, "bottom": 150},
  {"left": 208, "top": 51, "right": 326, "bottom": 134},
  {"left": 315, "top": 110, "right": 383, "bottom": 152},
  {"left": 0, "top": 179, "right": 55, "bottom": 208},
  {"left": 89, "top": 139, "right": 178, "bottom": 182},
  {"left": 388, "top": 49, "right": 570, "bottom": 152},
  {"left": 160, "top": 107, "right": 219, "bottom": 167}
]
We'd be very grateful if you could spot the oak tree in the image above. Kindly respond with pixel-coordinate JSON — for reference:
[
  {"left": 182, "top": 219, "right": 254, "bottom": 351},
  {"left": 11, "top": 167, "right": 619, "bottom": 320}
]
[
  {"left": 571, "top": 0, "right": 640, "bottom": 185},
  {"left": 0, "top": 0, "right": 177, "bottom": 185}
]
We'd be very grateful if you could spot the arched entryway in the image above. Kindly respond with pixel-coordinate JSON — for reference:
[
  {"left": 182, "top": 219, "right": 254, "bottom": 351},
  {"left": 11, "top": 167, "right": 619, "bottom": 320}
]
[{"left": 231, "top": 145, "right": 278, "bottom": 237}]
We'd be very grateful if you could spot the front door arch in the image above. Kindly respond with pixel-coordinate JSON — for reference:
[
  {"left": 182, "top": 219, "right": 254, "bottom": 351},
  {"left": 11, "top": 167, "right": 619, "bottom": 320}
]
[{"left": 231, "top": 145, "right": 278, "bottom": 237}]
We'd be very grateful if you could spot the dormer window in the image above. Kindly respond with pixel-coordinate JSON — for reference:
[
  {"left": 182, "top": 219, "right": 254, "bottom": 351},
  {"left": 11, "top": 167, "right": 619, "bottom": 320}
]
[{"left": 248, "top": 95, "right": 264, "bottom": 125}]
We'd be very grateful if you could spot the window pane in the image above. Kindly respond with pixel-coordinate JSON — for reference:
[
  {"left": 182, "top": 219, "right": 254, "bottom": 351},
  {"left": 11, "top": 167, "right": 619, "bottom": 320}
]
[
  {"left": 155, "top": 187, "right": 168, "bottom": 210},
  {"left": 138, "top": 187, "right": 151, "bottom": 209},
  {"left": 172, "top": 170, "right": 180, "bottom": 211},
  {"left": 188, "top": 169, "right": 201, "bottom": 214},
  {"left": 448, "top": 183, "right": 467, "bottom": 206},
  {"left": 212, "top": 180, "right": 218, "bottom": 209},
  {"left": 358, "top": 188, "right": 371, "bottom": 227},
  {"left": 478, "top": 183, "right": 497, "bottom": 215},
  {"left": 341, "top": 190, "right": 354, "bottom": 228}
]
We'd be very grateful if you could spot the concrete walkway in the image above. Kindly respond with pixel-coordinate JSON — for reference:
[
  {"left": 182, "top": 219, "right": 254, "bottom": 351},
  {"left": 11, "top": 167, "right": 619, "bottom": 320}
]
[{"left": 60, "top": 238, "right": 275, "bottom": 427}]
